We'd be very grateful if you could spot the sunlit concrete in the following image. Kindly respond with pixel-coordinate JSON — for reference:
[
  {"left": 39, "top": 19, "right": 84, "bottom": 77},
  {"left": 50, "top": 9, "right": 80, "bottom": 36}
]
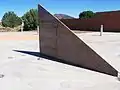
[
  {"left": 74, "top": 31, "right": 120, "bottom": 73},
  {"left": 0, "top": 32, "right": 119, "bottom": 90}
]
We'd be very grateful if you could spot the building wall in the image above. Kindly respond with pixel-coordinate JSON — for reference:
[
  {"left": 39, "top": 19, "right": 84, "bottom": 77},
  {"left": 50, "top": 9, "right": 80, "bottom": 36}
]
[
  {"left": 38, "top": 4, "right": 118, "bottom": 76},
  {"left": 61, "top": 11, "right": 120, "bottom": 32}
]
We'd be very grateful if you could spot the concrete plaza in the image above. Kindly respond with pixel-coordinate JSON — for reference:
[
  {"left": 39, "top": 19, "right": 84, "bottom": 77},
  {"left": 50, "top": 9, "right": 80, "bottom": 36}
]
[
  {"left": 74, "top": 31, "right": 120, "bottom": 72},
  {"left": 0, "top": 32, "right": 119, "bottom": 90}
]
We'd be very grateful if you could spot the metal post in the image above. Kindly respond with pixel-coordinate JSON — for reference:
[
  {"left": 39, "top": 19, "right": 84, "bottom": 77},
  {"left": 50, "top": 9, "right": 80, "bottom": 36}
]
[{"left": 100, "top": 25, "right": 103, "bottom": 36}]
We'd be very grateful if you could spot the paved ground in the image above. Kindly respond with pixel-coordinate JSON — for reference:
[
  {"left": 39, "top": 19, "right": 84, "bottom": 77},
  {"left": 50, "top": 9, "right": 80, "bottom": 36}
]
[
  {"left": 74, "top": 31, "right": 120, "bottom": 72},
  {"left": 0, "top": 31, "right": 39, "bottom": 40},
  {"left": 0, "top": 31, "right": 119, "bottom": 90}
]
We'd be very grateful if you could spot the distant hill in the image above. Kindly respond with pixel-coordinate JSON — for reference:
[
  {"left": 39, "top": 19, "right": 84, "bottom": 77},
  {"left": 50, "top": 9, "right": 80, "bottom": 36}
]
[{"left": 54, "top": 14, "right": 75, "bottom": 19}]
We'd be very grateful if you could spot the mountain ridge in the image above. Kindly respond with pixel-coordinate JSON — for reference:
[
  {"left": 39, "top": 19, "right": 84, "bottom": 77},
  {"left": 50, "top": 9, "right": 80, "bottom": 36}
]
[{"left": 54, "top": 14, "right": 75, "bottom": 19}]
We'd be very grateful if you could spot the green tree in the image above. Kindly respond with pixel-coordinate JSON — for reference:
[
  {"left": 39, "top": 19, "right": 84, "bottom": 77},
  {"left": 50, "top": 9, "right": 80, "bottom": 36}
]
[
  {"left": 79, "top": 11, "right": 95, "bottom": 19},
  {"left": 2, "top": 11, "right": 22, "bottom": 28},
  {"left": 22, "top": 9, "right": 38, "bottom": 31}
]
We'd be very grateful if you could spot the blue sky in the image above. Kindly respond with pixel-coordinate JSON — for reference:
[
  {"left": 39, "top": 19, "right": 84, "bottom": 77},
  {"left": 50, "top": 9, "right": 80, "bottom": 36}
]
[{"left": 0, "top": 0, "right": 120, "bottom": 20}]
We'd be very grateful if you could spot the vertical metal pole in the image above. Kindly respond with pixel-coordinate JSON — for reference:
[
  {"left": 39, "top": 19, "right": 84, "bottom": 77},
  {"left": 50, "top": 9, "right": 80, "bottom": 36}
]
[{"left": 100, "top": 25, "right": 103, "bottom": 36}]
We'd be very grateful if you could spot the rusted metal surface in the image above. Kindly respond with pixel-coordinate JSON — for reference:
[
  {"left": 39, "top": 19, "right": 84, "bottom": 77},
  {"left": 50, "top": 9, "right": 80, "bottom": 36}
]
[
  {"left": 38, "top": 4, "right": 118, "bottom": 76},
  {"left": 61, "top": 11, "right": 120, "bottom": 32}
]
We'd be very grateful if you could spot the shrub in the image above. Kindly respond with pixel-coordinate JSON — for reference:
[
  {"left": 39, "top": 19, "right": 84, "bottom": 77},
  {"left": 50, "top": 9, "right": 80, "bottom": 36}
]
[
  {"left": 79, "top": 11, "right": 95, "bottom": 19},
  {"left": 22, "top": 9, "right": 38, "bottom": 31},
  {"left": 2, "top": 11, "right": 22, "bottom": 28}
]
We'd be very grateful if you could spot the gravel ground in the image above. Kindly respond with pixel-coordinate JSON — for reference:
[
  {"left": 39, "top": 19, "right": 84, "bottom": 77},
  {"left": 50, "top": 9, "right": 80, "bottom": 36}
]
[{"left": 0, "top": 31, "right": 119, "bottom": 90}]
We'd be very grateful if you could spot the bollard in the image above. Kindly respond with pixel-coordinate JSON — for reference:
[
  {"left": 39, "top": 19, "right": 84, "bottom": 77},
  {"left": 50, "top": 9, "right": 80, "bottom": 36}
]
[
  {"left": 21, "top": 20, "right": 24, "bottom": 32},
  {"left": 100, "top": 25, "right": 103, "bottom": 36},
  {"left": 37, "top": 26, "right": 39, "bottom": 34}
]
